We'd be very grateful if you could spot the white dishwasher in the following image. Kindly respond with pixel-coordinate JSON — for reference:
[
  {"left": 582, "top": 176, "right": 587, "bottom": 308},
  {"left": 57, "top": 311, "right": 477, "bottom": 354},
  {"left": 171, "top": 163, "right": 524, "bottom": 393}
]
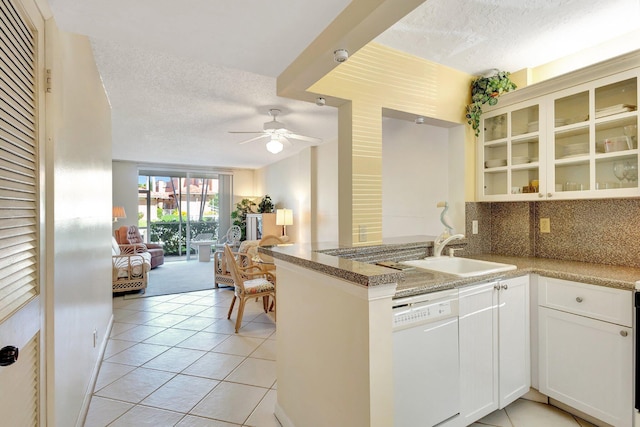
[{"left": 392, "top": 288, "right": 460, "bottom": 427}]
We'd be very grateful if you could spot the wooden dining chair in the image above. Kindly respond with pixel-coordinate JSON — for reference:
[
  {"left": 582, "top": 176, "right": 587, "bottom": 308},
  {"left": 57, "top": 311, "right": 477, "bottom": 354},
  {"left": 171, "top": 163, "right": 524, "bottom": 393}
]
[
  {"left": 255, "top": 234, "right": 284, "bottom": 271},
  {"left": 224, "top": 244, "right": 276, "bottom": 333}
]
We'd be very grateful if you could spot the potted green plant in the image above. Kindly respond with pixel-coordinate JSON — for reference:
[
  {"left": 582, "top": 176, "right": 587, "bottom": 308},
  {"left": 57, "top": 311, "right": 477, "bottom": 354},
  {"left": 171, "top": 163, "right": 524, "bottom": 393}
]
[
  {"left": 466, "top": 70, "right": 517, "bottom": 137},
  {"left": 258, "top": 195, "right": 274, "bottom": 213},
  {"left": 230, "top": 198, "right": 256, "bottom": 240}
]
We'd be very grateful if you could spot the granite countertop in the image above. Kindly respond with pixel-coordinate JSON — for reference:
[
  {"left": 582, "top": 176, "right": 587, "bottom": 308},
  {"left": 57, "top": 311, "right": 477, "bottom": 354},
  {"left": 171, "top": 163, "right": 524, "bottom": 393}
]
[
  {"left": 393, "top": 254, "right": 640, "bottom": 298},
  {"left": 261, "top": 239, "right": 640, "bottom": 298}
]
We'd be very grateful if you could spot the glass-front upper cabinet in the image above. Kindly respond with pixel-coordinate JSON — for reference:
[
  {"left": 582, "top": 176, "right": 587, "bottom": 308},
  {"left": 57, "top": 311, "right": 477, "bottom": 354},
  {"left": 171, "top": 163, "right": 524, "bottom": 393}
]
[
  {"left": 479, "top": 101, "right": 542, "bottom": 200},
  {"left": 478, "top": 68, "right": 639, "bottom": 202},
  {"left": 549, "top": 71, "right": 638, "bottom": 199}
]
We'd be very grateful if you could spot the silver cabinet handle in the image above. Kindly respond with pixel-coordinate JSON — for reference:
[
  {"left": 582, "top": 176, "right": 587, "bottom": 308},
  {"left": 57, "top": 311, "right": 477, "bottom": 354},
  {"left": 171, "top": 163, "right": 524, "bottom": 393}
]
[
  {"left": 538, "top": 193, "right": 544, "bottom": 198},
  {"left": 501, "top": 284, "right": 508, "bottom": 290},
  {"left": 547, "top": 193, "right": 553, "bottom": 198},
  {"left": 576, "top": 297, "right": 583, "bottom": 303},
  {"left": 494, "top": 284, "right": 501, "bottom": 290},
  {"left": 621, "top": 330, "right": 628, "bottom": 337}
]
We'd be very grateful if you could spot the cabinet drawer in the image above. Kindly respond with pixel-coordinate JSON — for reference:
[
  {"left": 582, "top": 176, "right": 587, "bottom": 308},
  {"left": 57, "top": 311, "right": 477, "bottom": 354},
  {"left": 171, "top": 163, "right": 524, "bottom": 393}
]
[{"left": 538, "top": 277, "right": 632, "bottom": 327}]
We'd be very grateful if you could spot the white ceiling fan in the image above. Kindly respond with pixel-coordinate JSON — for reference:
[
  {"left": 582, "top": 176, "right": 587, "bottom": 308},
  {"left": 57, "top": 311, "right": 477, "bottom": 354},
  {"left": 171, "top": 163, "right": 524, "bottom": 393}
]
[{"left": 229, "top": 109, "right": 322, "bottom": 154}]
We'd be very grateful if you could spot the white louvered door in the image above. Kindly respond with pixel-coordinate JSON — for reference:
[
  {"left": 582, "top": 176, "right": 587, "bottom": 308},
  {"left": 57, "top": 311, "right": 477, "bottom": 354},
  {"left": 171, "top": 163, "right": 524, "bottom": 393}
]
[{"left": 0, "top": 0, "right": 44, "bottom": 425}]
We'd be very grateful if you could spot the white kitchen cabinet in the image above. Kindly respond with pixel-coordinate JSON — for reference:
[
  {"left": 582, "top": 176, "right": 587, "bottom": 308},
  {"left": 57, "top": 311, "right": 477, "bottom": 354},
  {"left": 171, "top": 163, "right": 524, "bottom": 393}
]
[
  {"left": 547, "top": 70, "right": 638, "bottom": 199},
  {"left": 478, "top": 63, "right": 639, "bottom": 201},
  {"left": 479, "top": 101, "right": 544, "bottom": 201},
  {"left": 458, "top": 275, "right": 530, "bottom": 425},
  {"left": 538, "top": 277, "right": 633, "bottom": 427}
]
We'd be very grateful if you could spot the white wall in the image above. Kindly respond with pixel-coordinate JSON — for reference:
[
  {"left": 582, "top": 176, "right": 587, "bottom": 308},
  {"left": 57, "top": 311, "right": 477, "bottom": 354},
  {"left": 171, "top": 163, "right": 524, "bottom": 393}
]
[
  {"left": 382, "top": 118, "right": 464, "bottom": 237},
  {"left": 255, "top": 118, "right": 466, "bottom": 244},
  {"left": 45, "top": 22, "right": 114, "bottom": 427},
  {"left": 112, "top": 161, "right": 139, "bottom": 230},
  {"left": 233, "top": 169, "right": 256, "bottom": 202},
  {"left": 314, "top": 138, "right": 339, "bottom": 244},
  {"left": 255, "top": 149, "right": 314, "bottom": 243},
  {"left": 447, "top": 125, "right": 467, "bottom": 234}
]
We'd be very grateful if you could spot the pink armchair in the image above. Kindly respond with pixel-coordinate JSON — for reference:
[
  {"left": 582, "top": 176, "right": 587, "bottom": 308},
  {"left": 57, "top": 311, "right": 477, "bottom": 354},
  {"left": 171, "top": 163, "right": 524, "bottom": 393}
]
[{"left": 115, "top": 225, "right": 165, "bottom": 269}]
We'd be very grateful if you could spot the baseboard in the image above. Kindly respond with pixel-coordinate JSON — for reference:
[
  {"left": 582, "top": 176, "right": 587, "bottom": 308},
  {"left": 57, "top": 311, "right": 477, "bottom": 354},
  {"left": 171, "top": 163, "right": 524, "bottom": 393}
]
[
  {"left": 75, "top": 314, "right": 114, "bottom": 427},
  {"left": 274, "top": 402, "right": 295, "bottom": 427},
  {"left": 549, "top": 398, "right": 613, "bottom": 427}
]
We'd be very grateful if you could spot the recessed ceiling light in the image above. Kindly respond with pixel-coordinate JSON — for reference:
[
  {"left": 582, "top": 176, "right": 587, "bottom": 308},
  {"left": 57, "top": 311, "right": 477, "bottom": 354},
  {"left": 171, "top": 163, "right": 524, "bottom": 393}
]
[{"left": 334, "top": 49, "right": 349, "bottom": 63}]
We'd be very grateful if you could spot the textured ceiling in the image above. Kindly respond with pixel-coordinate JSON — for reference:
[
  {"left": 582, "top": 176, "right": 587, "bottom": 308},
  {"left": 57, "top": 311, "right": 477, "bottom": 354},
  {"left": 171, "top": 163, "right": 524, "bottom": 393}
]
[
  {"left": 47, "top": 0, "right": 640, "bottom": 170},
  {"left": 375, "top": 0, "right": 640, "bottom": 76}
]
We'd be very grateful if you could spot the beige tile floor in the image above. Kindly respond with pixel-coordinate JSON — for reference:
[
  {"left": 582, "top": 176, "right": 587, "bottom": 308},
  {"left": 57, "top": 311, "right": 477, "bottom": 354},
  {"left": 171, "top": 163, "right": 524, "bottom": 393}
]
[{"left": 86, "top": 288, "right": 599, "bottom": 427}]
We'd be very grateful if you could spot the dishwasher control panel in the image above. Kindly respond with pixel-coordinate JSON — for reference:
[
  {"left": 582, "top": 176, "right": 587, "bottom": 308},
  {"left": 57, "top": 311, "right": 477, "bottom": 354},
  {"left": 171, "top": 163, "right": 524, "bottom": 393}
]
[
  {"left": 392, "top": 289, "right": 459, "bottom": 330},
  {"left": 393, "top": 300, "right": 453, "bottom": 327}
]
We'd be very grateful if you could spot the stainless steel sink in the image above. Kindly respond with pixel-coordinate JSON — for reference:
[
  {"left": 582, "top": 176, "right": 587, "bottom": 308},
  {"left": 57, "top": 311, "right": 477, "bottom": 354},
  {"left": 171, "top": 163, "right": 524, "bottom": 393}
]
[{"left": 401, "top": 257, "right": 516, "bottom": 277}]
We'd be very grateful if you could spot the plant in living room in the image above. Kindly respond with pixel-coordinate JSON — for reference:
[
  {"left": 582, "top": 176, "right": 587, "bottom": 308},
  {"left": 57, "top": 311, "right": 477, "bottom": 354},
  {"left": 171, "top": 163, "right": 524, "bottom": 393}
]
[
  {"left": 466, "top": 70, "right": 517, "bottom": 137},
  {"left": 231, "top": 198, "right": 256, "bottom": 241},
  {"left": 258, "top": 195, "right": 274, "bottom": 213}
]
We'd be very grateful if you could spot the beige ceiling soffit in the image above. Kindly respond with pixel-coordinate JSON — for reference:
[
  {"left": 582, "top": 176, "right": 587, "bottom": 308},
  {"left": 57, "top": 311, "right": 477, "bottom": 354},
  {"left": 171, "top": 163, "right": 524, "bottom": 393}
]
[
  {"left": 311, "top": 43, "right": 472, "bottom": 125},
  {"left": 277, "top": 0, "right": 425, "bottom": 106}
]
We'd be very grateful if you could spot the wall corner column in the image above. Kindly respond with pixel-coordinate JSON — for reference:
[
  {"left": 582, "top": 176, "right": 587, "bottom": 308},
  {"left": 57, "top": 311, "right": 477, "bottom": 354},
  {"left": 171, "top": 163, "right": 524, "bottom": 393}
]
[{"left": 338, "top": 101, "right": 383, "bottom": 246}]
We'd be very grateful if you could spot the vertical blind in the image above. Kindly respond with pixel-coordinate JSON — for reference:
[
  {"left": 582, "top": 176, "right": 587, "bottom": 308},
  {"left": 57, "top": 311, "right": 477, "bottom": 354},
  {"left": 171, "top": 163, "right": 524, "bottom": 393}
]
[{"left": 0, "top": 0, "right": 38, "bottom": 322}]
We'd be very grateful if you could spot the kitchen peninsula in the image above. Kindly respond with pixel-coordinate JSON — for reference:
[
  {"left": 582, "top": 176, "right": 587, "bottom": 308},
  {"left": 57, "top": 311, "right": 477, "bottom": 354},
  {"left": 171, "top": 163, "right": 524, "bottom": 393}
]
[{"left": 261, "top": 237, "right": 640, "bottom": 427}]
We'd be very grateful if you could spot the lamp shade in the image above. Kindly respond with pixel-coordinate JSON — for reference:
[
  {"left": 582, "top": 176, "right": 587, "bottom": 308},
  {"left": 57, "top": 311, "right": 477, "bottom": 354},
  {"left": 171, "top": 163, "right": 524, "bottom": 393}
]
[
  {"left": 276, "top": 208, "right": 293, "bottom": 226},
  {"left": 112, "top": 206, "right": 126, "bottom": 222}
]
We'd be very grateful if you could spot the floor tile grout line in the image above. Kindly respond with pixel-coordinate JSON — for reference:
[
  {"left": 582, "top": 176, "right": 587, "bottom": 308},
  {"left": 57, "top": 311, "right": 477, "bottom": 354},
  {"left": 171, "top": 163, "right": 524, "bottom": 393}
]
[{"left": 95, "top": 291, "right": 276, "bottom": 426}]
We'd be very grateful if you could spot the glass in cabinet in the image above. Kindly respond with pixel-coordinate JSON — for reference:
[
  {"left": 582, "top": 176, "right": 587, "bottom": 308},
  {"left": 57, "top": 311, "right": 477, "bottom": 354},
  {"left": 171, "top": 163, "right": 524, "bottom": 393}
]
[
  {"left": 479, "top": 103, "right": 541, "bottom": 200},
  {"left": 549, "top": 73, "right": 638, "bottom": 197}
]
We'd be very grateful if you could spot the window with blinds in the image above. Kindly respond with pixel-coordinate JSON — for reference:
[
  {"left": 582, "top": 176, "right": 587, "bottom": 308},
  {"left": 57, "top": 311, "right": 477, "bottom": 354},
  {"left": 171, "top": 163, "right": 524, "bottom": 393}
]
[{"left": 0, "top": 0, "right": 39, "bottom": 322}]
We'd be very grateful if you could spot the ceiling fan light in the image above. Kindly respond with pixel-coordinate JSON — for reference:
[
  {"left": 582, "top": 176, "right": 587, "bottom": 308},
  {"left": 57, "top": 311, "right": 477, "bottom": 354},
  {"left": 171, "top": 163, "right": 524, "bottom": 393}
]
[{"left": 266, "top": 138, "right": 284, "bottom": 154}]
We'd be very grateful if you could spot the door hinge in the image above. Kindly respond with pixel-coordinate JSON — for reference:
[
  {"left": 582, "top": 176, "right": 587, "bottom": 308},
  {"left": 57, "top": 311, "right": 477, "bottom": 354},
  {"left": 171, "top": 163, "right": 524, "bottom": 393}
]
[{"left": 46, "top": 69, "right": 52, "bottom": 93}]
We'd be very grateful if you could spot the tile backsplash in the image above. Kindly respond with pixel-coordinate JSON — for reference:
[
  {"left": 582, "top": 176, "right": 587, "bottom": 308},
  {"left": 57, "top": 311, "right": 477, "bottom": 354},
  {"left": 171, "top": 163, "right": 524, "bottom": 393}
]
[{"left": 466, "top": 199, "right": 640, "bottom": 268}]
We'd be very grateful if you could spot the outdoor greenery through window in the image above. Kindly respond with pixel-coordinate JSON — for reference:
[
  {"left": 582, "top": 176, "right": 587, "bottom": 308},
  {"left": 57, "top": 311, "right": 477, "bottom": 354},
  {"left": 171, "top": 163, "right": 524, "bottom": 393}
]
[{"left": 138, "top": 173, "right": 224, "bottom": 257}]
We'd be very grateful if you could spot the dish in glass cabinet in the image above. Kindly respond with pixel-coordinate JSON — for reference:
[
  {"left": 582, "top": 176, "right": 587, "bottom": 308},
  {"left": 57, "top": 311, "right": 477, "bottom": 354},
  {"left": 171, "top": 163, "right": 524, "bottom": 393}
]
[
  {"left": 485, "top": 159, "right": 507, "bottom": 168},
  {"left": 597, "top": 136, "right": 631, "bottom": 153},
  {"left": 512, "top": 156, "right": 531, "bottom": 165},
  {"left": 595, "top": 104, "right": 637, "bottom": 119},
  {"left": 561, "top": 142, "right": 588, "bottom": 157}
]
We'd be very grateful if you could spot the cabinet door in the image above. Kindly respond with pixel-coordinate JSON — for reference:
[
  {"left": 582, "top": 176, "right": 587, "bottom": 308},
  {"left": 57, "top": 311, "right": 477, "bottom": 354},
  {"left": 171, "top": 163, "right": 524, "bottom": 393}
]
[
  {"left": 548, "top": 70, "right": 639, "bottom": 200},
  {"left": 498, "top": 275, "right": 530, "bottom": 408},
  {"left": 478, "top": 101, "right": 543, "bottom": 201},
  {"left": 458, "top": 282, "right": 499, "bottom": 423},
  {"left": 539, "top": 307, "right": 632, "bottom": 427}
]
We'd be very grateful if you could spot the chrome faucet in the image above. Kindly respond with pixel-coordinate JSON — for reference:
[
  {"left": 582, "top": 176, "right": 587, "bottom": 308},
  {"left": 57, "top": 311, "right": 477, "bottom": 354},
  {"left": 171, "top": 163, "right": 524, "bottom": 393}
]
[{"left": 433, "top": 232, "right": 465, "bottom": 257}]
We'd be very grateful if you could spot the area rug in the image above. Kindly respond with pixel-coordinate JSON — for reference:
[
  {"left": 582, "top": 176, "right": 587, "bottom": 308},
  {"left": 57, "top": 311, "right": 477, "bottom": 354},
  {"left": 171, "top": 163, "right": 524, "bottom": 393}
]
[{"left": 123, "top": 258, "right": 226, "bottom": 299}]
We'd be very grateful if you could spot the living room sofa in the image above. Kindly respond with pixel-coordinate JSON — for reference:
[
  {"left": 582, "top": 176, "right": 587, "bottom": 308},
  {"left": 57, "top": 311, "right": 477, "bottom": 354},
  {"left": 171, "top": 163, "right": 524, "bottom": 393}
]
[{"left": 115, "top": 225, "right": 164, "bottom": 268}]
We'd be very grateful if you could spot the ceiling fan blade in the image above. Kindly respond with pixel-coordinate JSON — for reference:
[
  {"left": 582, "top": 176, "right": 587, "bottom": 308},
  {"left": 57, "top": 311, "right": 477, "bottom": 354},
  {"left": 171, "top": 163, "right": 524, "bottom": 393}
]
[
  {"left": 278, "top": 136, "right": 293, "bottom": 147},
  {"left": 286, "top": 133, "right": 322, "bottom": 144},
  {"left": 229, "top": 131, "right": 264, "bottom": 134},
  {"left": 236, "top": 134, "right": 268, "bottom": 145}
]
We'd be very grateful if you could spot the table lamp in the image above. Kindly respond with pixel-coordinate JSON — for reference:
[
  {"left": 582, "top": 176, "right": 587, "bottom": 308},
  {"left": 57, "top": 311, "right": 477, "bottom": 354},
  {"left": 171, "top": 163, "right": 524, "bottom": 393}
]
[
  {"left": 112, "top": 206, "right": 126, "bottom": 223},
  {"left": 276, "top": 208, "right": 293, "bottom": 237}
]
